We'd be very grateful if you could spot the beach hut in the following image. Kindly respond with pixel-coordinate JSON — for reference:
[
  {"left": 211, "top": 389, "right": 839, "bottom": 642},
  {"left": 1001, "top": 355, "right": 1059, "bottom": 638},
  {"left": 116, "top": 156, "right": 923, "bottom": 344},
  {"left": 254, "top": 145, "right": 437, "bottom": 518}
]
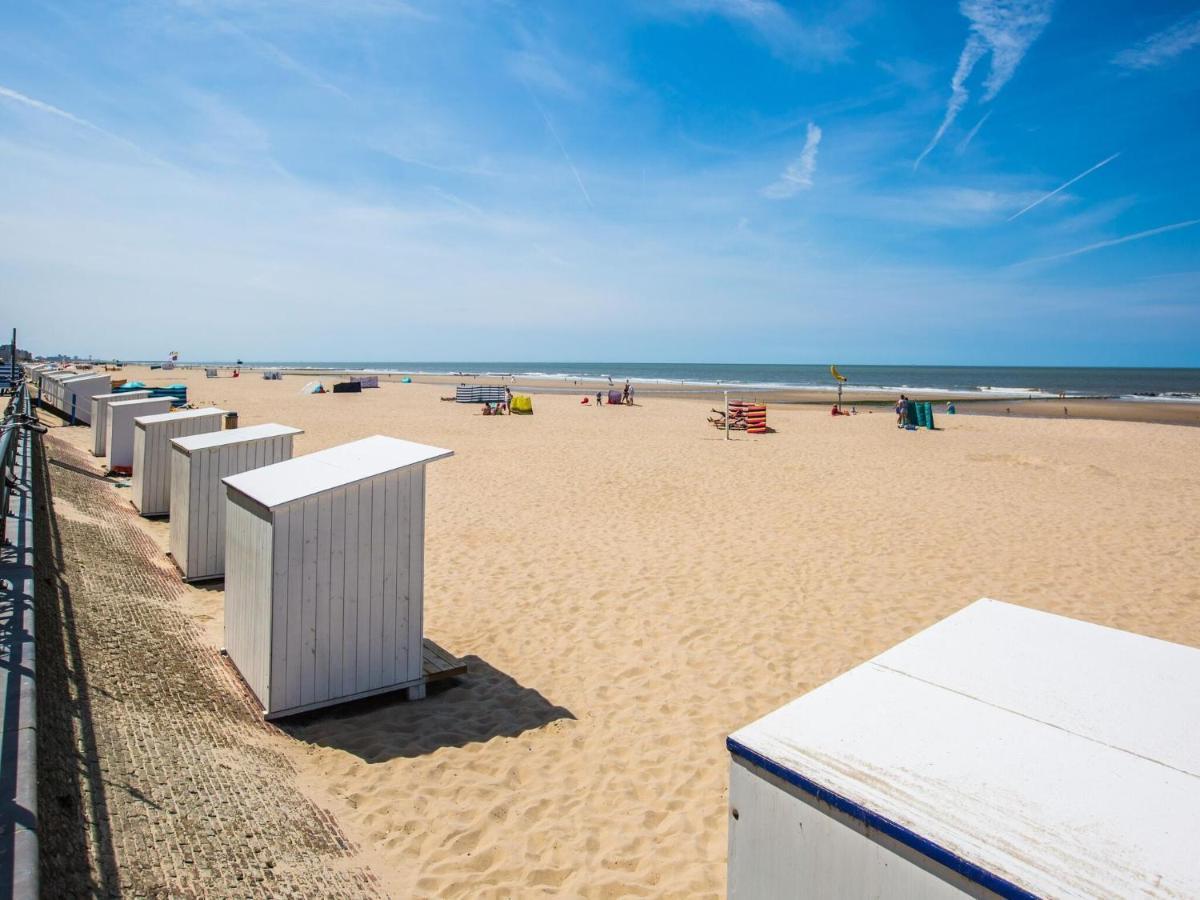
[
  {"left": 91, "top": 390, "right": 150, "bottom": 456},
  {"left": 58, "top": 373, "right": 111, "bottom": 424},
  {"left": 130, "top": 408, "right": 227, "bottom": 516},
  {"left": 106, "top": 398, "right": 171, "bottom": 473},
  {"left": 222, "top": 435, "right": 455, "bottom": 718},
  {"left": 726, "top": 599, "right": 1200, "bottom": 898},
  {"left": 168, "top": 423, "right": 303, "bottom": 581}
]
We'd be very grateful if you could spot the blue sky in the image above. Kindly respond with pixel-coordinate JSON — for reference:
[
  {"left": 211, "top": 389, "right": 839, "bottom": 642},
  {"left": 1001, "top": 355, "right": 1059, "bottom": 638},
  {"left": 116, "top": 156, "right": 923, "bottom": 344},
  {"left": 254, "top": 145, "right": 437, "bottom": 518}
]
[{"left": 2, "top": 0, "right": 1198, "bottom": 365}]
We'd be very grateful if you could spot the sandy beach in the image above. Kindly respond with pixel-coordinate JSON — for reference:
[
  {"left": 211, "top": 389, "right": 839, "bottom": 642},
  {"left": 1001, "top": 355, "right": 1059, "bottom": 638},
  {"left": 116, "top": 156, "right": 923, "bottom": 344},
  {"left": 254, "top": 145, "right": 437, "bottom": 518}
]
[{"left": 44, "top": 365, "right": 1200, "bottom": 897}]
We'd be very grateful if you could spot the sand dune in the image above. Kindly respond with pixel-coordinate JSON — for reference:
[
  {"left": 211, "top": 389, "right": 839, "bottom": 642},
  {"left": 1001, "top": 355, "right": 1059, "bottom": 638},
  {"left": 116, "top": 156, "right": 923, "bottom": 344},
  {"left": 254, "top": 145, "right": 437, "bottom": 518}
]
[{"left": 51, "top": 366, "right": 1200, "bottom": 897}]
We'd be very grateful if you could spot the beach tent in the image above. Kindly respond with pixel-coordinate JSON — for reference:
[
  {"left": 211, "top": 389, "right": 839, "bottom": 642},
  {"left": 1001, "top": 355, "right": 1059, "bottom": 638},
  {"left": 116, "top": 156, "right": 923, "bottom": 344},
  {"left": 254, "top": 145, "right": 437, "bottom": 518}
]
[
  {"left": 206, "top": 368, "right": 218, "bottom": 378},
  {"left": 263, "top": 370, "right": 283, "bottom": 380},
  {"left": 300, "top": 381, "right": 326, "bottom": 394},
  {"left": 222, "top": 435, "right": 458, "bottom": 718},
  {"left": 455, "top": 385, "right": 507, "bottom": 403},
  {"left": 352, "top": 375, "right": 380, "bottom": 388},
  {"left": 332, "top": 381, "right": 362, "bottom": 394},
  {"left": 401, "top": 377, "right": 412, "bottom": 384},
  {"left": 510, "top": 395, "right": 533, "bottom": 414},
  {"left": 607, "top": 390, "right": 622, "bottom": 405},
  {"left": 726, "top": 599, "right": 1200, "bottom": 898}
]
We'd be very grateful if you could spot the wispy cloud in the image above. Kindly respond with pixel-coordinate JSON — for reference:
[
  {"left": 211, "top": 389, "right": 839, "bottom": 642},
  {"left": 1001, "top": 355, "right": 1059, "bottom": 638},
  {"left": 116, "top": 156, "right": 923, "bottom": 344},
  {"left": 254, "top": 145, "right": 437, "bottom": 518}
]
[
  {"left": 955, "top": 110, "right": 991, "bottom": 154},
  {"left": 915, "top": 0, "right": 1053, "bottom": 169},
  {"left": 1007, "top": 152, "right": 1120, "bottom": 221},
  {"left": 1018, "top": 218, "right": 1200, "bottom": 266},
  {"left": 664, "top": 0, "right": 858, "bottom": 67},
  {"left": 762, "top": 122, "right": 822, "bottom": 198},
  {"left": 210, "top": 18, "right": 352, "bottom": 101},
  {"left": 0, "top": 83, "right": 169, "bottom": 166},
  {"left": 1114, "top": 11, "right": 1200, "bottom": 69}
]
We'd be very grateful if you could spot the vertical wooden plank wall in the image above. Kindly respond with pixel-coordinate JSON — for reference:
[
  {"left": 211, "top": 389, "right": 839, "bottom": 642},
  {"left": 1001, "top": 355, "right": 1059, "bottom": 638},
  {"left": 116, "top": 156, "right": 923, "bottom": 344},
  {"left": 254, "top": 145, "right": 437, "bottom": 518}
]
[
  {"left": 224, "top": 496, "right": 275, "bottom": 709},
  {"left": 131, "top": 412, "right": 223, "bottom": 516},
  {"left": 91, "top": 391, "right": 149, "bottom": 456},
  {"left": 173, "top": 433, "right": 295, "bottom": 581},
  {"left": 106, "top": 399, "right": 170, "bottom": 470},
  {"left": 263, "top": 466, "right": 426, "bottom": 716},
  {"left": 169, "top": 445, "right": 191, "bottom": 572}
]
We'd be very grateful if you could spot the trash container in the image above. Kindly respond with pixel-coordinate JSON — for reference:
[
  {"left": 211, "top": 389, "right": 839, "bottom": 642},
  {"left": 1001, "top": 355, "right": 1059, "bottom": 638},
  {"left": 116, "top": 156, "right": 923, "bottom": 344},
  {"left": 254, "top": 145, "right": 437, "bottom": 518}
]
[{"left": 224, "top": 411, "right": 238, "bottom": 430}]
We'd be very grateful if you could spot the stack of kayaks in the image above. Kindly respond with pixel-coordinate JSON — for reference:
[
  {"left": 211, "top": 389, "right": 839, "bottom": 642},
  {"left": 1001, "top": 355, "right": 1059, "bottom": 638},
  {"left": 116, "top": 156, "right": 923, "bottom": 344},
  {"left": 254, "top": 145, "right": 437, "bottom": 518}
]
[
  {"left": 724, "top": 401, "right": 768, "bottom": 433},
  {"left": 743, "top": 403, "right": 767, "bottom": 434}
]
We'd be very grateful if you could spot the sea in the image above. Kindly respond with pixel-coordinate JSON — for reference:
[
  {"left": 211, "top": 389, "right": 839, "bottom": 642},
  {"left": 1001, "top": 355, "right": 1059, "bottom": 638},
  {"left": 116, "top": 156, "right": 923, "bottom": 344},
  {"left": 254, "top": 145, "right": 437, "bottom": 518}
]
[{"left": 173, "top": 361, "right": 1200, "bottom": 401}]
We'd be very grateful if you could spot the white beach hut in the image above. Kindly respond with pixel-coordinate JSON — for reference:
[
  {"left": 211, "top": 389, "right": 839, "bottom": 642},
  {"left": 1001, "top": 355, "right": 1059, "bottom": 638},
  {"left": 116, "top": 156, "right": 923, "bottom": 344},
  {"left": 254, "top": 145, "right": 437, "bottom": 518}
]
[
  {"left": 222, "top": 435, "right": 455, "bottom": 718},
  {"left": 131, "top": 408, "right": 227, "bottom": 516},
  {"left": 726, "top": 599, "right": 1200, "bottom": 899},
  {"left": 40, "top": 370, "right": 75, "bottom": 411},
  {"left": 168, "top": 423, "right": 303, "bottom": 581},
  {"left": 58, "top": 373, "right": 111, "bottom": 424},
  {"left": 106, "top": 398, "right": 171, "bottom": 473},
  {"left": 91, "top": 391, "right": 150, "bottom": 456}
]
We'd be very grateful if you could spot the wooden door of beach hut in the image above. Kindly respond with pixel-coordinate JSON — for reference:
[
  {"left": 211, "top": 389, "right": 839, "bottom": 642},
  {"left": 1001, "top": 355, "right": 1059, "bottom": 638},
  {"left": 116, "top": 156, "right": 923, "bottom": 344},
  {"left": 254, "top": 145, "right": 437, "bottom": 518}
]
[
  {"left": 726, "top": 599, "right": 1200, "bottom": 899},
  {"left": 91, "top": 390, "right": 150, "bottom": 456},
  {"left": 222, "top": 435, "right": 453, "bottom": 718},
  {"left": 130, "top": 408, "right": 226, "bottom": 516},
  {"left": 106, "top": 398, "right": 171, "bottom": 473},
  {"left": 169, "top": 423, "right": 302, "bottom": 581}
]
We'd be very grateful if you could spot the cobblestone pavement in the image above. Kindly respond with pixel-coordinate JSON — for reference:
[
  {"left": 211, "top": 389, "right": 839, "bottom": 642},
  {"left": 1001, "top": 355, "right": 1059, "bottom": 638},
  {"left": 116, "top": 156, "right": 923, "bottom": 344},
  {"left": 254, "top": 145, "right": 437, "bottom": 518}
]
[{"left": 35, "top": 433, "right": 381, "bottom": 897}]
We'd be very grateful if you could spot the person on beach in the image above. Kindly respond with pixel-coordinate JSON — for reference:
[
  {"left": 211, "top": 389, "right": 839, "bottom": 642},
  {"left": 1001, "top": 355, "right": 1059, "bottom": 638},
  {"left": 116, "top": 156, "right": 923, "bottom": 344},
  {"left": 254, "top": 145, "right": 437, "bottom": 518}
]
[
  {"left": 504, "top": 386, "right": 513, "bottom": 413},
  {"left": 622, "top": 381, "right": 630, "bottom": 404},
  {"left": 596, "top": 391, "right": 603, "bottom": 407},
  {"left": 628, "top": 383, "right": 635, "bottom": 405},
  {"left": 896, "top": 395, "right": 909, "bottom": 427}
]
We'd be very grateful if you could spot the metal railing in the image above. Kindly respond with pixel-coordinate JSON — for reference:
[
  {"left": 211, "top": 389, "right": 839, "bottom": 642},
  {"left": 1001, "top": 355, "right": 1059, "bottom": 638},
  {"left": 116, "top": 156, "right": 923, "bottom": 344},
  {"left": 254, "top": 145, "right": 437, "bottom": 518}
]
[{"left": 1, "top": 373, "right": 41, "bottom": 898}]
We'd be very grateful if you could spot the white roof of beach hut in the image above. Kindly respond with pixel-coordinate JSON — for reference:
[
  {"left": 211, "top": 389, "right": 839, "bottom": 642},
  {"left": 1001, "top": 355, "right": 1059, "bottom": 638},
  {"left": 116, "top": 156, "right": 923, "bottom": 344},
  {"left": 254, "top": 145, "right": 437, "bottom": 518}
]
[
  {"left": 172, "top": 422, "right": 302, "bottom": 454},
  {"left": 224, "top": 435, "right": 453, "bottom": 509},
  {"left": 728, "top": 598, "right": 1200, "bottom": 898}
]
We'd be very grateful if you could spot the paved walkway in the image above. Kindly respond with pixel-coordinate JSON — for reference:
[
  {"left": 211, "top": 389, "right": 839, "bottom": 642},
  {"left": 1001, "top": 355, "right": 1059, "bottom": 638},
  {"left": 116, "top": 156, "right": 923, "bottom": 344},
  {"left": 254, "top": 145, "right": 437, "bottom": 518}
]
[{"left": 35, "top": 433, "right": 380, "bottom": 897}]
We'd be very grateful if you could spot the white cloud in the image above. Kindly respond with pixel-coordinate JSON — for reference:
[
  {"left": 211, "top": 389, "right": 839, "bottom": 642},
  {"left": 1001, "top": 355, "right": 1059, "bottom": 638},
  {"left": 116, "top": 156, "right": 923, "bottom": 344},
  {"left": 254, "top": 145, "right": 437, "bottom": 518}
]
[
  {"left": 762, "top": 122, "right": 822, "bottom": 198},
  {"left": 1007, "top": 152, "right": 1120, "bottom": 221},
  {"left": 915, "top": 0, "right": 1053, "bottom": 169},
  {"left": 662, "top": 0, "right": 857, "bottom": 66},
  {"left": 1114, "top": 11, "right": 1200, "bottom": 69}
]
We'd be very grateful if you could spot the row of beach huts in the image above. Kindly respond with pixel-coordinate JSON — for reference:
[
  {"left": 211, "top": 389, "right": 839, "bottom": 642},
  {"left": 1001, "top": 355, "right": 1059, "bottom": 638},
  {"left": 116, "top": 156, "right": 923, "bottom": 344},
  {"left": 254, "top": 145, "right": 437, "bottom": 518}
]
[
  {"left": 25, "top": 361, "right": 462, "bottom": 720},
  {"left": 23, "top": 362, "right": 1199, "bottom": 898}
]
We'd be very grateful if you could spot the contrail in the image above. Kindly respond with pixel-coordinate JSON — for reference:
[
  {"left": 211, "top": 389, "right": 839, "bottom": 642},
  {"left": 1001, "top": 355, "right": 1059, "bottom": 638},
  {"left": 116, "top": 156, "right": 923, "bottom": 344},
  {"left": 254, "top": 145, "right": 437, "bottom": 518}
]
[
  {"left": 526, "top": 88, "right": 593, "bottom": 209},
  {"left": 1019, "top": 218, "right": 1200, "bottom": 266},
  {"left": 1008, "top": 152, "right": 1121, "bottom": 221},
  {"left": 0, "top": 83, "right": 171, "bottom": 167}
]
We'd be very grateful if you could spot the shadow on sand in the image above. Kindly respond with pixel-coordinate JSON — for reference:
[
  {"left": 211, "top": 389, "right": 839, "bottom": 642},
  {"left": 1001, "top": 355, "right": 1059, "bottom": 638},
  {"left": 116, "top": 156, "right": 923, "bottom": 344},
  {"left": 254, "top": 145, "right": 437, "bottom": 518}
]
[{"left": 279, "top": 656, "right": 574, "bottom": 762}]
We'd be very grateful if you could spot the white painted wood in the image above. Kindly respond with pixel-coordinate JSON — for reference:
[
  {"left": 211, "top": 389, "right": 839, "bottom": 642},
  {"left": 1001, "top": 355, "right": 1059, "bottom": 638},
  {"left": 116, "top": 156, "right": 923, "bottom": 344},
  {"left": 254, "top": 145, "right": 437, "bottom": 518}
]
[
  {"left": 91, "top": 391, "right": 149, "bottom": 456},
  {"left": 106, "top": 398, "right": 171, "bottom": 471},
  {"left": 167, "top": 424, "right": 301, "bottom": 580},
  {"left": 221, "top": 435, "right": 454, "bottom": 718},
  {"left": 57, "top": 374, "right": 110, "bottom": 424},
  {"left": 727, "top": 599, "right": 1200, "bottom": 899},
  {"left": 728, "top": 759, "right": 987, "bottom": 900},
  {"left": 223, "top": 493, "right": 274, "bottom": 708},
  {"left": 130, "top": 408, "right": 225, "bottom": 516}
]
